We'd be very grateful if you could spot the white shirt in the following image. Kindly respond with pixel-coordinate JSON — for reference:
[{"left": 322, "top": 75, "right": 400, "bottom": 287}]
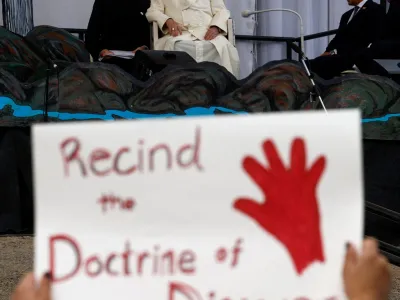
[{"left": 348, "top": 0, "right": 368, "bottom": 23}]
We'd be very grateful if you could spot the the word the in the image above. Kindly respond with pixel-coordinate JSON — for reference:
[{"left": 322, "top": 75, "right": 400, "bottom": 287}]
[{"left": 97, "top": 194, "right": 135, "bottom": 213}]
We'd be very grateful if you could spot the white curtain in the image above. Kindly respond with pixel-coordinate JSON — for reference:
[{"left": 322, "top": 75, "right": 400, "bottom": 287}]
[
  {"left": 0, "top": 2, "right": 3, "bottom": 26},
  {"left": 32, "top": 0, "right": 94, "bottom": 29},
  {"left": 225, "top": 0, "right": 256, "bottom": 79}
]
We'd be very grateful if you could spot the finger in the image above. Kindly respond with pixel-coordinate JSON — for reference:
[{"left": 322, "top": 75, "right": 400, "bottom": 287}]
[
  {"left": 234, "top": 197, "right": 262, "bottom": 218},
  {"left": 291, "top": 138, "right": 306, "bottom": 175},
  {"left": 308, "top": 156, "right": 326, "bottom": 186},
  {"left": 172, "top": 22, "right": 178, "bottom": 35},
  {"left": 378, "top": 255, "right": 390, "bottom": 269},
  {"left": 242, "top": 156, "right": 272, "bottom": 194},
  {"left": 17, "top": 272, "right": 35, "bottom": 290},
  {"left": 363, "top": 237, "right": 379, "bottom": 258},
  {"left": 37, "top": 273, "right": 52, "bottom": 300},
  {"left": 11, "top": 273, "right": 35, "bottom": 300},
  {"left": 21, "top": 272, "right": 36, "bottom": 287},
  {"left": 172, "top": 24, "right": 179, "bottom": 36},
  {"left": 263, "top": 140, "right": 285, "bottom": 172},
  {"left": 177, "top": 25, "right": 182, "bottom": 35},
  {"left": 343, "top": 243, "right": 358, "bottom": 276},
  {"left": 378, "top": 255, "right": 391, "bottom": 280},
  {"left": 204, "top": 31, "right": 211, "bottom": 40},
  {"left": 169, "top": 25, "right": 174, "bottom": 35}
]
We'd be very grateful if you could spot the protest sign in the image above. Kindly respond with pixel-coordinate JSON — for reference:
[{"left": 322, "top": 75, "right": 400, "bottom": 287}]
[{"left": 33, "top": 110, "right": 364, "bottom": 300}]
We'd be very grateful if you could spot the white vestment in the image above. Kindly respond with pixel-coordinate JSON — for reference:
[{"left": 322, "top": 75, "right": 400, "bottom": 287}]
[{"left": 146, "top": 0, "right": 240, "bottom": 78}]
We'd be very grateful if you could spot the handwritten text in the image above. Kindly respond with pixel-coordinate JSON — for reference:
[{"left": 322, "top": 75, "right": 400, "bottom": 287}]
[
  {"left": 97, "top": 194, "right": 135, "bottom": 213},
  {"left": 60, "top": 127, "right": 203, "bottom": 178}
]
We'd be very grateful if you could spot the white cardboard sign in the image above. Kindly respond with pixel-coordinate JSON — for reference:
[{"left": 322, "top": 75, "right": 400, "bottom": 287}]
[{"left": 33, "top": 110, "right": 364, "bottom": 300}]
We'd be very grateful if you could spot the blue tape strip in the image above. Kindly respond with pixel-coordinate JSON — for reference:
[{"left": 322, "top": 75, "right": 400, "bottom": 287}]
[{"left": 0, "top": 96, "right": 397, "bottom": 123}]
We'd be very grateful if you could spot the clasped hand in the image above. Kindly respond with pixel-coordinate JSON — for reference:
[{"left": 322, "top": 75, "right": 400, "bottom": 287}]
[
  {"left": 165, "top": 19, "right": 184, "bottom": 37},
  {"left": 165, "top": 18, "right": 220, "bottom": 40},
  {"left": 204, "top": 26, "right": 220, "bottom": 40}
]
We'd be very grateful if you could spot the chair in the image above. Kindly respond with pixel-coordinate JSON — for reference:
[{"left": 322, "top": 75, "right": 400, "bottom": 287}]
[
  {"left": 150, "top": 19, "right": 236, "bottom": 50},
  {"left": 373, "top": 59, "right": 400, "bottom": 75},
  {"left": 341, "top": 59, "right": 400, "bottom": 84}
]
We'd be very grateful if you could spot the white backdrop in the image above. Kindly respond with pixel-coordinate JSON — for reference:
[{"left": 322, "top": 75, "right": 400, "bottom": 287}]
[
  {"left": 10, "top": 0, "right": 382, "bottom": 78},
  {"left": 225, "top": 0, "right": 256, "bottom": 78},
  {"left": 32, "top": 0, "right": 93, "bottom": 29}
]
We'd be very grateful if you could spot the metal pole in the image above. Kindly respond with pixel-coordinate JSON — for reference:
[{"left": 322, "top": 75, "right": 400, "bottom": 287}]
[
  {"left": 327, "top": 0, "right": 330, "bottom": 30},
  {"left": 1, "top": 0, "right": 5, "bottom": 27}
]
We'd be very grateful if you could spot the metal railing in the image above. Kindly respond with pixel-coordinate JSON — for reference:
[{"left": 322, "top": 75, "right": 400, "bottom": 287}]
[
  {"left": 236, "top": 29, "right": 338, "bottom": 60},
  {"left": 63, "top": 27, "right": 339, "bottom": 61},
  {"left": 63, "top": 28, "right": 87, "bottom": 41}
]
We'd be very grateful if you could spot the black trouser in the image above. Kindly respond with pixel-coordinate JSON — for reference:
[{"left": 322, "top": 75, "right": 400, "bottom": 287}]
[
  {"left": 309, "top": 40, "right": 400, "bottom": 80},
  {"left": 309, "top": 55, "right": 354, "bottom": 80},
  {"left": 353, "top": 39, "right": 400, "bottom": 77}
]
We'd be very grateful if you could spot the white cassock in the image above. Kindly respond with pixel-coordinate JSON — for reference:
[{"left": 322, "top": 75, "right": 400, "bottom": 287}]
[{"left": 146, "top": 0, "right": 240, "bottom": 78}]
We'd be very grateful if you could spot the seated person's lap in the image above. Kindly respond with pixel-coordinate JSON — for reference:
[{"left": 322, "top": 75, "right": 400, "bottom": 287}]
[
  {"left": 309, "top": 55, "right": 354, "bottom": 80},
  {"left": 370, "top": 40, "right": 400, "bottom": 59},
  {"left": 174, "top": 40, "right": 222, "bottom": 65}
]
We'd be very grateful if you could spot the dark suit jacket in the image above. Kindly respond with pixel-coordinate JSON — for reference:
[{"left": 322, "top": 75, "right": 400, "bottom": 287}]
[
  {"left": 326, "top": 0, "right": 385, "bottom": 55},
  {"left": 85, "top": 0, "right": 150, "bottom": 60},
  {"left": 382, "top": 1, "right": 400, "bottom": 40}
]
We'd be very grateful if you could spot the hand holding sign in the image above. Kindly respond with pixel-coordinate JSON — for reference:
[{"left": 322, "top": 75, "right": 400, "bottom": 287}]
[
  {"left": 234, "top": 138, "right": 326, "bottom": 275},
  {"left": 11, "top": 273, "right": 51, "bottom": 300}
]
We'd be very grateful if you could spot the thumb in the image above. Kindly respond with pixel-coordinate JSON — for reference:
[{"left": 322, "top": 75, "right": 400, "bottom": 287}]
[
  {"left": 11, "top": 273, "right": 35, "bottom": 300},
  {"left": 36, "top": 273, "right": 52, "bottom": 300},
  {"left": 343, "top": 243, "right": 358, "bottom": 277},
  {"left": 234, "top": 198, "right": 262, "bottom": 219}
]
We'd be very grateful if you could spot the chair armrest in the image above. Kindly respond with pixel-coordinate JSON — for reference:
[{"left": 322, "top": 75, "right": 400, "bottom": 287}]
[
  {"left": 151, "top": 22, "right": 159, "bottom": 50},
  {"left": 227, "top": 18, "right": 235, "bottom": 47}
]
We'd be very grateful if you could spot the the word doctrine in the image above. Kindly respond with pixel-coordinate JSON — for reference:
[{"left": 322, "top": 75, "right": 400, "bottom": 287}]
[
  {"left": 60, "top": 127, "right": 203, "bottom": 177},
  {"left": 49, "top": 235, "right": 337, "bottom": 300}
]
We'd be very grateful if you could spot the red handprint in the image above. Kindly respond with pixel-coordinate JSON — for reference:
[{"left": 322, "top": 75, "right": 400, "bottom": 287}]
[{"left": 234, "top": 138, "right": 326, "bottom": 275}]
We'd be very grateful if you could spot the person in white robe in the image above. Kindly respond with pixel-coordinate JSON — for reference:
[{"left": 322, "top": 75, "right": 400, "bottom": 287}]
[{"left": 146, "top": 0, "right": 240, "bottom": 78}]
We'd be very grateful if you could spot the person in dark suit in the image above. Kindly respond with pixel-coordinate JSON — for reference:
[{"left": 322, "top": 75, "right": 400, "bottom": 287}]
[
  {"left": 309, "top": 0, "right": 386, "bottom": 80},
  {"left": 352, "top": 0, "right": 400, "bottom": 77},
  {"left": 85, "top": 0, "right": 151, "bottom": 62}
]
